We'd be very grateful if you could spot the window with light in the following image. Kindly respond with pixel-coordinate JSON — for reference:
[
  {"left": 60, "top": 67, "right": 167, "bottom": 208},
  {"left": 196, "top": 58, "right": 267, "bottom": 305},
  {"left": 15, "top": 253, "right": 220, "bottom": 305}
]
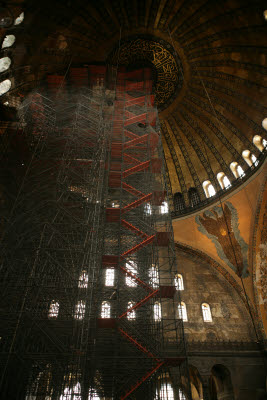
[
  {"left": 127, "top": 302, "right": 136, "bottom": 320},
  {"left": 154, "top": 302, "right": 162, "bottom": 321},
  {"left": 178, "top": 302, "right": 187, "bottom": 322},
  {"left": 1, "top": 34, "right": 15, "bottom": 49},
  {"left": 149, "top": 265, "right": 159, "bottom": 288},
  {"left": 174, "top": 274, "right": 184, "bottom": 291},
  {"left": 202, "top": 303, "right": 212, "bottom": 322},
  {"left": 78, "top": 270, "right": 88, "bottom": 288},
  {"left": 159, "top": 383, "right": 174, "bottom": 399},
  {"left": 144, "top": 202, "right": 152, "bottom": 215},
  {"left": 74, "top": 300, "right": 85, "bottom": 320},
  {"left": 48, "top": 300, "right": 59, "bottom": 319},
  {"left": 101, "top": 301, "right": 111, "bottom": 318},
  {"left": 125, "top": 262, "right": 137, "bottom": 287},
  {"left": 160, "top": 201, "right": 168, "bottom": 214},
  {"left": 105, "top": 268, "right": 115, "bottom": 286}
]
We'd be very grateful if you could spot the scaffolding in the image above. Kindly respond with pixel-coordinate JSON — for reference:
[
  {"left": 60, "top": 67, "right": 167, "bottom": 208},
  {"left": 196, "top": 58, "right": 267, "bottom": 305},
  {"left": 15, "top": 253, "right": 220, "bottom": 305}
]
[{"left": 0, "top": 67, "right": 191, "bottom": 399}]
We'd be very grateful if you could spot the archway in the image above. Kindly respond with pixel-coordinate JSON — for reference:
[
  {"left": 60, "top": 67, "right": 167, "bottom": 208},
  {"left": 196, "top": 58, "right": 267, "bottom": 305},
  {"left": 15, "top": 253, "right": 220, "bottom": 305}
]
[
  {"left": 210, "top": 364, "right": 234, "bottom": 400},
  {"left": 189, "top": 365, "right": 202, "bottom": 400}
]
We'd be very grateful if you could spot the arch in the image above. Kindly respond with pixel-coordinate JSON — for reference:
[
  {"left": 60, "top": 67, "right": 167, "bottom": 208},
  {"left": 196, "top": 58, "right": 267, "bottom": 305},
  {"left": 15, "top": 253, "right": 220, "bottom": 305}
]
[
  {"left": 48, "top": 300, "right": 59, "bottom": 319},
  {"left": 1, "top": 34, "right": 16, "bottom": 49},
  {"left": 217, "top": 172, "right": 231, "bottom": 190},
  {"left": 189, "top": 365, "right": 203, "bottom": 400},
  {"left": 178, "top": 302, "right": 188, "bottom": 321},
  {"left": 14, "top": 12, "right": 24, "bottom": 25},
  {"left": 253, "top": 135, "right": 266, "bottom": 152},
  {"left": 154, "top": 302, "right": 161, "bottom": 321},
  {"left": 78, "top": 270, "right": 88, "bottom": 288},
  {"left": 230, "top": 161, "right": 245, "bottom": 178},
  {"left": 188, "top": 187, "right": 200, "bottom": 207},
  {"left": 105, "top": 268, "right": 115, "bottom": 286},
  {"left": 242, "top": 149, "right": 259, "bottom": 167},
  {"left": 211, "top": 364, "right": 234, "bottom": 400},
  {"left": 173, "top": 192, "right": 185, "bottom": 211},
  {"left": 174, "top": 273, "right": 184, "bottom": 290},
  {"left": 0, "top": 79, "right": 11, "bottom": 96},
  {"left": 74, "top": 300, "right": 85, "bottom": 320},
  {"left": 203, "top": 180, "right": 216, "bottom": 198},
  {"left": 101, "top": 301, "right": 110, "bottom": 318},
  {"left": 202, "top": 303, "right": 212, "bottom": 322},
  {"left": 0, "top": 57, "right": 11, "bottom": 73}
]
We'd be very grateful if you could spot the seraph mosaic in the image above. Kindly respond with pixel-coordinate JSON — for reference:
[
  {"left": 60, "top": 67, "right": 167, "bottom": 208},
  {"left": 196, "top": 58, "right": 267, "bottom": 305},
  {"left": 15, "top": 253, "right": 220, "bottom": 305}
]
[{"left": 196, "top": 202, "right": 249, "bottom": 277}]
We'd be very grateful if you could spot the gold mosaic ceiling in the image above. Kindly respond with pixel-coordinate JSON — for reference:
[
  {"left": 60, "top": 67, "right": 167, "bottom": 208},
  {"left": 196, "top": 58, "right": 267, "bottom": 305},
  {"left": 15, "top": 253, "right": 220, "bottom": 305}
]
[{"left": 2, "top": 0, "right": 267, "bottom": 212}]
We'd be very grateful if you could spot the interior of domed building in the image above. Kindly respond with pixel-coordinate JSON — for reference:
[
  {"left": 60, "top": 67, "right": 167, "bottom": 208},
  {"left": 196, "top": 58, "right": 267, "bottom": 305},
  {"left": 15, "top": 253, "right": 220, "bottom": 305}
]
[{"left": 0, "top": 0, "right": 266, "bottom": 399}]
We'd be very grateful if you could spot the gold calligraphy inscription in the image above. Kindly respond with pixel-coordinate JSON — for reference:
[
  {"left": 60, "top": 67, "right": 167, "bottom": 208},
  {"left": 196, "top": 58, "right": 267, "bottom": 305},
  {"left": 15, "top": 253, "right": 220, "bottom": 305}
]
[{"left": 109, "top": 39, "right": 180, "bottom": 108}]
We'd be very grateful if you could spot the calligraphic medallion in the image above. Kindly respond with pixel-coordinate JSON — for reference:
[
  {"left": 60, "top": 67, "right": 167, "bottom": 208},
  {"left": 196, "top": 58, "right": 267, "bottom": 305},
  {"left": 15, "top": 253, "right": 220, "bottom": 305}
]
[{"left": 108, "top": 36, "right": 183, "bottom": 111}]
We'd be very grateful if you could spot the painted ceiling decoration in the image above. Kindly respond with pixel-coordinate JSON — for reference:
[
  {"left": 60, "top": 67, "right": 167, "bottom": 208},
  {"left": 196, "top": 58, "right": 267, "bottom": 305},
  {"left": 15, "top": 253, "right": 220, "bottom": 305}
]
[
  {"left": 196, "top": 202, "right": 249, "bottom": 278},
  {"left": 1, "top": 0, "right": 267, "bottom": 216}
]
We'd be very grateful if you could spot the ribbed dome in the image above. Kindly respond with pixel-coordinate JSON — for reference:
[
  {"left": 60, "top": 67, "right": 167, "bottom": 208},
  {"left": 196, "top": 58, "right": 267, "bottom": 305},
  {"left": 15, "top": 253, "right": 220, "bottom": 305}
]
[{"left": 1, "top": 0, "right": 267, "bottom": 215}]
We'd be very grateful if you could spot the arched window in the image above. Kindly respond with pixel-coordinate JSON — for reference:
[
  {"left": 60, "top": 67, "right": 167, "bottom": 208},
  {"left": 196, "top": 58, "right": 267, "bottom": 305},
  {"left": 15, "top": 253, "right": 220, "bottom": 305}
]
[
  {"left": 105, "top": 268, "right": 115, "bottom": 286},
  {"left": 78, "top": 270, "right": 88, "bottom": 288},
  {"left": 125, "top": 261, "right": 137, "bottom": 287},
  {"left": 1, "top": 34, "right": 15, "bottom": 49},
  {"left": 74, "top": 300, "right": 85, "bottom": 320},
  {"left": 174, "top": 274, "right": 184, "bottom": 290},
  {"left": 101, "top": 301, "right": 110, "bottom": 318},
  {"left": 48, "top": 300, "right": 59, "bottom": 319},
  {"left": 253, "top": 135, "right": 266, "bottom": 152},
  {"left": 230, "top": 162, "right": 245, "bottom": 178},
  {"left": 202, "top": 303, "right": 212, "bottom": 322},
  {"left": 173, "top": 192, "right": 185, "bottom": 212},
  {"left": 127, "top": 302, "right": 136, "bottom": 320},
  {"left": 144, "top": 202, "right": 152, "bottom": 215},
  {"left": 160, "top": 201, "right": 168, "bottom": 214},
  {"left": 178, "top": 302, "right": 187, "bottom": 321},
  {"left": 154, "top": 302, "right": 161, "bottom": 321},
  {"left": 203, "top": 180, "right": 216, "bottom": 198},
  {"left": 188, "top": 187, "right": 200, "bottom": 207},
  {"left": 14, "top": 12, "right": 24, "bottom": 25},
  {"left": 242, "top": 150, "right": 258, "bottom": 167},
  {"left": 159, "top": 383, "right": 174, "bottom": 399},
  {"left": 0, "top": 57, "right": 11, "bottom": 73},
  {"left": 0, "top": 79, "right": 11, "bottom": 96},
  {"left": 149, "top": 265, "right": 159, "bottom": 288},
  {"left": 217, "top": 172, "right": 231, "bottom": 190}
]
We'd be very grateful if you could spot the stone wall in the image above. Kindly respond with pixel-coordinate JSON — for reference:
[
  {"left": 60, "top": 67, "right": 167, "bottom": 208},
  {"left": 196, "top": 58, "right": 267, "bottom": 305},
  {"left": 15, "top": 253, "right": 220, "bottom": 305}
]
[{"left": 176, "top": 247, "right": 256, "bottom": 342}]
